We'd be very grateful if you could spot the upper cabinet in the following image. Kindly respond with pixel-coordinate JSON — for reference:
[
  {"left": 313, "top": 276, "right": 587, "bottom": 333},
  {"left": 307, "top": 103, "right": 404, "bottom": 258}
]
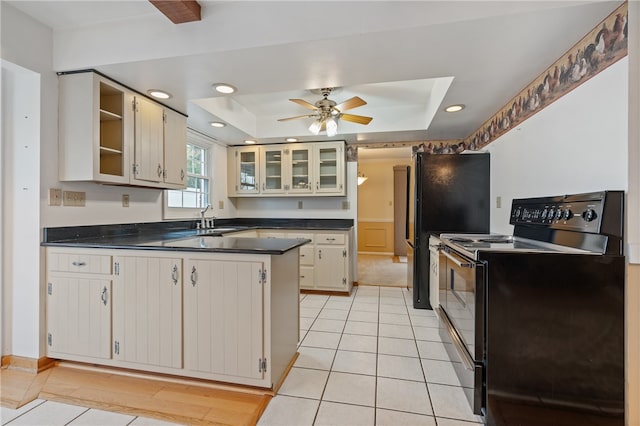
[
  {"left": 228, "top": 141, "right": 345, "bottom": 197},
  {"left": 58, "top": 71, "right": 187, "bottom": 189}
]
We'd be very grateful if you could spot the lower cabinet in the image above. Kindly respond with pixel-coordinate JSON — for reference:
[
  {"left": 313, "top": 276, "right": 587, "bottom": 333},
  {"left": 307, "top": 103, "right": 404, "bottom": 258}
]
[
  {"left": 45, "top": 247, "right": 298, "bottom": 389},
  {"left": 112, "top": 255, "right": 182, "bottom": 369},
  {"left": 183, "top": 258, "right": 264, "bottom": 380},
  {"left": 46, "top": 248, "right": 112, "bottom": 359},
  {"left": 46, "top": 276, "right": 112, "bottom": 359}
]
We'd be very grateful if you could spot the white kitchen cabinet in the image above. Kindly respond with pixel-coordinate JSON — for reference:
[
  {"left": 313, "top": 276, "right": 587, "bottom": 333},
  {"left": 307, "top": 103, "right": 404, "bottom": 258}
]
[
  {"left": 112, "top": 255, "right": 183, "bottom": 369},
  {"left": 58, "top": 72, "right": 133, "bottom": 184},
  {"left": 46, "top": 248, "right": 112, "bottom": 359},
  {"left": 227, "top": 141, "right": 345, "bottom": 197},
  {"left": 228, "top": 146, "right": 260, "bottom": 196},
  {"left": 429, "top": 235, "right": 441, "bottom": 310},
  {"left": 59, "top": 71, "right": 186, "bottom": 189},
  {"left": 315, "top": 232, "right": 349, "bottom": 291},
  {"left": 314, "top": 142, "right": 345, "bottom": 195},
  {"left": 288, "top": 145, "right": 314, "bottom": 194},
  {"left": 261, "top": 145, "right": 286, "bottom": 194},
  {"left": 183, "top": 258, "right": 264, "bottom": 380}
]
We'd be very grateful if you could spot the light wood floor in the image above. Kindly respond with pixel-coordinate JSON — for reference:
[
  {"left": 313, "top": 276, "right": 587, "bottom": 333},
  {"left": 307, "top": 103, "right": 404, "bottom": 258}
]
[{"left": 1, "top": 363, "right": 271, "bottom": 425}]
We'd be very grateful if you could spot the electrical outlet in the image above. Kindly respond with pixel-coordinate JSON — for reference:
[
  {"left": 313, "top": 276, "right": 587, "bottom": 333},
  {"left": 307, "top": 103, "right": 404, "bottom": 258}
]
[
  {"left": 48, "top": 188, "right": 62, "bottom": 206},
  {"left": 63, "top": 191, "right": 85, "bottom": 207},
  {"left": 342, "top": 201, "right": 350, "bottom": 209},
  {"left": 496, "top": 196, "right": 502, "bottom": 208},
  {"left": 298, "top": 201, "right": 303, "bottom": 209},
  {"left": 122, "top": 194, "right": 130, "bottom": 207},
  {"left": 218, "top": 200, "right": 224, "bottom": 209}
]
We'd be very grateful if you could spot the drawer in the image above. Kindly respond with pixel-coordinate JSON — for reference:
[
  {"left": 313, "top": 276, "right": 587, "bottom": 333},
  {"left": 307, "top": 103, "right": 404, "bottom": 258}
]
[
  {"left": 300, "top": 266, "right": 314, "bottom": 288},
  {"left": 48, "top": 252, "right": 112, "bottom": 275},
  {"left": 316, "top": 233, "right": 345, "bottom": 245},
  {"left": 299, "top": 246, "right": 314, "bottom": 266},
  {"left": 290, "top": 233, "right": 314, "bottom": 243}
]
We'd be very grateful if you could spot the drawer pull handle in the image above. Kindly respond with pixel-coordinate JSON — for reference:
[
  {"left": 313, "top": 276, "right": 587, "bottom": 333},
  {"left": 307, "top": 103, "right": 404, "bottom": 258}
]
[
  {"left": 171, "top": 265, "right": 179, "bottom": 285},
  {"left": 190, "top": 266, "right": 197, "bottom": 287},
  {"left": 72, "top": 261, "right": 86, "bottom": 267},
  {"left": 326, "top": 238, "right": 335, "bottom": 241}
]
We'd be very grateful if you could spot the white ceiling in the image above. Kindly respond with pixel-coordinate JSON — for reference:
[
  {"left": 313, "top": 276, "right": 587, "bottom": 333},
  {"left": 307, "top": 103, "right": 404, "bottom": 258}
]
[{"left": 7, "top": 0, "right": 624, "bottom": 146}]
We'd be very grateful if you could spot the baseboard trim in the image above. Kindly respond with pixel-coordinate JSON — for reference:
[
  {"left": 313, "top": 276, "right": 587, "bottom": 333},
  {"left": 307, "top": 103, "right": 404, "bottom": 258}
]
[{"left": 1, "top": 355, "right": 55, "bottom": 373}]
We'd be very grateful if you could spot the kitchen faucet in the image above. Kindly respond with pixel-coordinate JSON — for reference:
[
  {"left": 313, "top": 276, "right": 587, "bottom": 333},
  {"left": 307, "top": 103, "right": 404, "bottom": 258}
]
[{"left": 200, "top": 204, "right": 211, "bottom": 229}]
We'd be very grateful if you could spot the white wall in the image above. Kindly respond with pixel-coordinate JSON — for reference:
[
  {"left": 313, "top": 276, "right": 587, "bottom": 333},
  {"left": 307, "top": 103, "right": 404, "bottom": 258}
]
[
  {"left": 1, "top": 61, "right": 41, "bottom": 357},
  {"left": 487, "top": 58, "right": 628, "bottom": 235}
]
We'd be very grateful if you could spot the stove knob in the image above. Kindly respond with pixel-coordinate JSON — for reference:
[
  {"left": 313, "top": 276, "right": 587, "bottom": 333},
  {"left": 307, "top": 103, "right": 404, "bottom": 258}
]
[
  {"left": 548, "top": 208, "right": 554, "bottom": 220},
  {"left": 562, "top": 209, "right": 572, "bottom": 220},
  {"left": 554, "top": 209, "right": 563, "bottom": 220},
  {"left": 582, "top": 209, "right": 597, "bottom": 222},
  {"left": 541, "top": 209, "right": 548, "bottom": 219}
]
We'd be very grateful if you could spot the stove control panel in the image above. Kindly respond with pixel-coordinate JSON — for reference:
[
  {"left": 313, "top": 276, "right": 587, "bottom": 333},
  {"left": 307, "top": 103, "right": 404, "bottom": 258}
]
[{"left": 510, "top": 194, "right": 605, "bottom": 233}]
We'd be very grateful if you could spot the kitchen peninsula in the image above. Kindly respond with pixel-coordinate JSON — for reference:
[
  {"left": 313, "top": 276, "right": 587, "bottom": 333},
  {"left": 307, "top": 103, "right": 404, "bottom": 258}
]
[{"left": 41, "top": 218, "right": 352, "bottom": 390}]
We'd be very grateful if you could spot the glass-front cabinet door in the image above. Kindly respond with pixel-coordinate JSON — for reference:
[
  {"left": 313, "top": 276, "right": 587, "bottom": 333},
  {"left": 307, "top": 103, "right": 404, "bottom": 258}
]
[
  {"left": 261, "top": 146, "right": 285, "bottom": 194},
  {"left": 314, "top": 142, "right": 345, "bottom": 195},
  {"left": 288, "top": 145, "right": 313, "bottom": 194},
  {"left": 235, "top": 147, "right": 260, "bottom": 194}
]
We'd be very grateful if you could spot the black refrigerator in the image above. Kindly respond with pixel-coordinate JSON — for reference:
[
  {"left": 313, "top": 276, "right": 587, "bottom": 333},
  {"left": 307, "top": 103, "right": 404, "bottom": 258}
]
[{"left": 406, "top": 152, "right": 490, "bottom": 309}]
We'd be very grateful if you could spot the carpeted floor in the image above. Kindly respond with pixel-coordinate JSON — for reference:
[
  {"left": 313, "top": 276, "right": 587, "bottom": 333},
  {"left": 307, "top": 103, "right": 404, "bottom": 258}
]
[{"left": 357, "top": 254, "right": 408, "bottom": 287}]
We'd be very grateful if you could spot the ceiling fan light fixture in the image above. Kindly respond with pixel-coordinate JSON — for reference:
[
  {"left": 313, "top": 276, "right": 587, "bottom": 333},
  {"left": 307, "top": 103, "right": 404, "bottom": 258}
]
[
  {"left": 212, "top": 83, "right": 237, "bottom": 94},
  {"left": 325, "top": 117, "right": 338, "bottom": 137},
  {"left": 445, "top": 104, "right": 465, "bottom": 113},
  {"left": 309, "top": 120, "right": 322, "bottom": 135}
]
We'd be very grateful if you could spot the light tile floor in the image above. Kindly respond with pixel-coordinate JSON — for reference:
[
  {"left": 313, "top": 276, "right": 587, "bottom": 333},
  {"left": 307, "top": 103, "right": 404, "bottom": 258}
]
[
  {"left": 1, "top": 398, "right": 183, "bottom": 425},
  {"left": 259, "top": 286, "right": 484, "bottom": 426}
]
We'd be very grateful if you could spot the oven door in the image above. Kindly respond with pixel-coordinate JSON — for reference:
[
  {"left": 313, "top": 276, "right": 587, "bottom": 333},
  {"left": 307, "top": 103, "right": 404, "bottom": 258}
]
[{"left": 438, "top": 245, "right": 485, "bottom": 415}]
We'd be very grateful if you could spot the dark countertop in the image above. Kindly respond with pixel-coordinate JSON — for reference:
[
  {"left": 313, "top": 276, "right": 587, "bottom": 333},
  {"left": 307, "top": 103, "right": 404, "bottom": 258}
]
[{"left": 41, "top": 218, "right": 353, "bottom": 255}]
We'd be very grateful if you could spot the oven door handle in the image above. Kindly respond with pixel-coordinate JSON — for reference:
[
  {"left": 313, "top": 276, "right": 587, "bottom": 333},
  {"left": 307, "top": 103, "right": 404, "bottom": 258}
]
[
  {"left": 438, "top": 307, "right": 475, "bottom": 371},
  {"left": 442, "top": 249, "right": 475, "bottom": 268}
]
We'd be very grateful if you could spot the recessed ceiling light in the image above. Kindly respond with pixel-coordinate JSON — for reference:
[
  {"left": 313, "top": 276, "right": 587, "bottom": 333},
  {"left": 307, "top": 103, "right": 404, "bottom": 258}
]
[
  {"left": 445, "top": 104, "right": 465, "bottom": 113},
  {"left": 212, "top": 83, "right": 237, "bottom": 94},
  {"left": 209, "top": 121, "right": 226, "bottom": 128},
  {"left": 244, "top": 140, "right": 256, "bottom": 144},
  {"left": 285, "top": 138, "right": 298, "bottom": 142},
  {"left": 147, "top": 89, "right": 172, "bottom": 99}
]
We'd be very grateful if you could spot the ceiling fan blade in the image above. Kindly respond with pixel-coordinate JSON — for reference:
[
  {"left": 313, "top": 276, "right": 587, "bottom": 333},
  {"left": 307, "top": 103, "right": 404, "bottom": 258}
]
[
  {"left": 335, "top": 96, "right": 366, "bottom": 112},
  {"left": 289, "top": 98, "right": 318, "bottom": 110},
  {"left": 340, "top": 113, "right": 373, "bottom": 125},
  {"left": 277, "top": 114, "right": 316, "bottom": 122}
]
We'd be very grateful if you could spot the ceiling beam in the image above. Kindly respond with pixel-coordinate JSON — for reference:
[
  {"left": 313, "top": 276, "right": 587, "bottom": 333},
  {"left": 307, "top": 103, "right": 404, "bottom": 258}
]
[{"left": 149, "top": 1, "right": 201, "bottom": 24}]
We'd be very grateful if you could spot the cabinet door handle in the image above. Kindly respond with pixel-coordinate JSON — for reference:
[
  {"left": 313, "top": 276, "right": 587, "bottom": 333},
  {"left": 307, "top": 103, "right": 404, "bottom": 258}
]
[
  {"left": 180, "top": 169, "right": 185, "bottom": 180},
  {"left": 190, "top": 266, "right": 197, "bottom": 287},
  {"left": 157, "top": 164, "right": 163, "bottom": 177},
  {"left": 318, "top": 249, "right": 322, "bottom": 260},
  {"left": 262, "top": 182, "right": 265, "bottom": 191},
  {"left": 101, "top": 286, "right": 108, "bottom": 306},
  {"left": 171, "top": 265, "right": 179, "bottom": 285},
  {"left": 71, "top": 261, "right": 86, "bottom": 267},
  {"left": 316, "top": 182, "right": 319, "bottom": 190}
]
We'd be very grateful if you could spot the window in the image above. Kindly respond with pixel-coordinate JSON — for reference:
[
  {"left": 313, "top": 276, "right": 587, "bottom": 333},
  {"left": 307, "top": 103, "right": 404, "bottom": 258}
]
[
  {"left": 167, "top": 143, "right": 210, "bottom": 208},
  {"left": 164, "top": 130, "right": 217, "bottom": 219}
]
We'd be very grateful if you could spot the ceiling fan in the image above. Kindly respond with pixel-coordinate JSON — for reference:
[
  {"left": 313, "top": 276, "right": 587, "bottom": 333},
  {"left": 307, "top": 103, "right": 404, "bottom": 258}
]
[{"left": 278, "top": 88, "right": 373, "bottom": 137}]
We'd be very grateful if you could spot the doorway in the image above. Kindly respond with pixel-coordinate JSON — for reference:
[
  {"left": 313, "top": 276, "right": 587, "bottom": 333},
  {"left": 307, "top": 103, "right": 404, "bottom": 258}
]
[{"left": 356, "top": 146, "right": 412, "bottom": 287}]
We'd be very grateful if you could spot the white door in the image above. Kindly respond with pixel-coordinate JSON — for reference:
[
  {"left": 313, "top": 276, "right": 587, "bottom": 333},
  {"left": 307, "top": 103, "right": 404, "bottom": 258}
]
[
  {"left": 184, "top": 259, "right": 264, "bottom": 380},
  {"left": 314, "top": 142, "right": 345, "bottom": 194},
  {"left": 163, "top": 109, "right": 187, "bottom": 187},
  {"left": 315, "top": 246, "right": 347, "bottom": 290},
  {"left": 261, "top": 146, "right": 286, "bottom": 194},
  {"left": 235, "top": 147, "right": 260, "bottom": 194},
  {"left": 112, "top": 256, "right": 182, "bottom": 368},
  {"left": 46, "top": 276, "right": 112, "bottom": 359},
  {"left": 133, "top": 96, "right": 164, "bottom": 183},
  {"left": 288, "top": 145, "right": 313, "bottom": 194}
]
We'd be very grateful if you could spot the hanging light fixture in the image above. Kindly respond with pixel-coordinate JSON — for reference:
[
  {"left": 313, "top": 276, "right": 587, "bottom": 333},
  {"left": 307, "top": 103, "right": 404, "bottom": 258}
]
[
  {"left": 308, "top": 119, "right": 322, "bottom": 135},
  {"left": 325, "top": 117, "right": 338, "bottom": 137},
  {"left": 357, "top": 172, "right": 368, "bottom": 185}
]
